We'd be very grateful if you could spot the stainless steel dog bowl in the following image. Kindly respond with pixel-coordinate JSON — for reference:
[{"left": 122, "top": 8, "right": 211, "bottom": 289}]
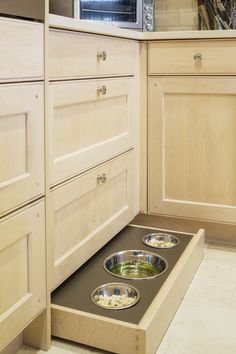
[
  {"left": 103, "top": 250, "right": 168, "bottom": 280},
  {"left": 91, "top": 283, "right": 140, "bottom": 310},
  {"left": 143, "top": 233, "right": 180, "bottom": 249}
]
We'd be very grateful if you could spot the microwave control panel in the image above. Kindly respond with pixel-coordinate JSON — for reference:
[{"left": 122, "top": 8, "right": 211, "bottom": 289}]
[{"left": 143, "top": 0, "right": 155, "bottom": 31}]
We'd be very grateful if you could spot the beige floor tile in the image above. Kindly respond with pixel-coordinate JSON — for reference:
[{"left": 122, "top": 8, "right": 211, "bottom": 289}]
[
  {"left": 156, "top": 304, "right": 236, "bottom": 354},
  {"left": 156, "top": 243, "right": 236, "bottom": 354}
]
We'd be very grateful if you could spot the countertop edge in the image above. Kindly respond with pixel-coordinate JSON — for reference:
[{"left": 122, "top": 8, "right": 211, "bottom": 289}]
[
  {"left": 49, "top": 14, "right": 141, "bottom": 40},
  {"left": 49, "top": 14, "right": 236, "bottom": 41}
]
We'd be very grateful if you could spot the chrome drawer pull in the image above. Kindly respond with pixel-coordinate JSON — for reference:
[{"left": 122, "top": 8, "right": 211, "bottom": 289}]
[
  {"left": 97, "top": 173, "right": 107, "bottom": 184},
  {"left": 97, "top": 85, "right": 107, "bottom": 96},
  {"left": 97, "top": 51, "right": 107, "bottom": 61},
  {"left": 193, "top": 53, "right": 202, "bottom": 62}
]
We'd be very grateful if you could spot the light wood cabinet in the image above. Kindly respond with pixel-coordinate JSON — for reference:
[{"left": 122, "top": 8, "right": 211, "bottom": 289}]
[
  {"left": 49, "top": 151, "right": 136, "bottom": 289},
  {"left": 0, "top": 201, "right": 46, "bottom": 351},
  {"left": 0, "top": 83, "right": 44, "bottom": 217},
  {"left": 47, "top": 29, "right": 140, "bottom": 292},
  {"left": 0, "top": 18, "right": 43, "bottom": 82},
  {"left": 0, "top": 17, "right": 46, "bottom": 351},
  {"left": 49, "top": 29, "right": 138, "bottom": 79},
  {"left": 148, "top": 76, "right": 236, "bottom": 223},
  {"left": 49, "top": 77, "right": 136, "bottom": 186}
]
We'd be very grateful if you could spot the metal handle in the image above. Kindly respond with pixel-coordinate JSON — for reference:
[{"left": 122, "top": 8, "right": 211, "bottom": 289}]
[
  {"left": 97, "top": 173, "right": 107, "bottom": 184},
  {"left": 97, "top": 85, "right": 107, "bottom": 96},
  {"left": 193, "top": 53, "right": 202, "bottom": 62},
  {"left": 97, "top": 51, "right": 107, "bottom": 61}
]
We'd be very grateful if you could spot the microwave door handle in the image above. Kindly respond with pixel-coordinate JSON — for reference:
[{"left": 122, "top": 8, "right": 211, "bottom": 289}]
[{"left": 74, "top": 0, "right": 80, "bottom": 19}]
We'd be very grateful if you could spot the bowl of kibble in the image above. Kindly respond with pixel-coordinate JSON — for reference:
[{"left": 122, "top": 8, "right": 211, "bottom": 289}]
[
  {"left": 142, "top": 233, "right": 179, "bottom": 249},
  {"left": 91, "top": 283, "right": 140, "bottom": 310}
]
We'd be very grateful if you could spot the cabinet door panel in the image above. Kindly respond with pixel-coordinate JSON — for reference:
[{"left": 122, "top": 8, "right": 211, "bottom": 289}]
[
  {"left": 0, "top": 83, "right": 44, "bottom": 216},
  {"left": 50, "top": 151, "right": 136, "bottom": 289},
  {"left": 0, "top": 201, "right": 46, "bottom": 351},
  {"left": 149, "top": 77, "right": 236, "bottom": 223},
  {"left": 49, "top": 78, "right": 135, "bottom": 186}
]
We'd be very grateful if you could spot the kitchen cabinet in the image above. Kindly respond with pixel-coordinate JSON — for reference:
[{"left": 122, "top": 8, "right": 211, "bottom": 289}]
[
  {"left": 148, "top": 40, "right": 236, "bottom": 223},
  {"left": 0, "top": 18, "right": 46, "bottom": 351},
  {"left": 48, "top": 28, "right": 140, "bottom": 288},
  {"left": 0, "top": 201, "right": 46, "bottom": 351}
]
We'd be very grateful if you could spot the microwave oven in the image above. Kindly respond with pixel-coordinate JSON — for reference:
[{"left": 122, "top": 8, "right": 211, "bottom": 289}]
[{"left": 50, "top": 0, "right": 155, "bottom": 31}]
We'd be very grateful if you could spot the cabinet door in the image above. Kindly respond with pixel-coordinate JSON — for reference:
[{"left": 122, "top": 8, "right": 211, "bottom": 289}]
[
  {"left": 149, "top": 77, "right": 236, "bottom": 223},
  {"left": 0, "top": 83, "right": 44, "bottom": 217},
  {"left": 49, "top": 151, "right": 136, "bottom": 289},
  {"left": 49, "top": 78, "right": 136, "bottom": 186},
  {"left": 0, "top": 201, "right": 46, "bottom": 351}
]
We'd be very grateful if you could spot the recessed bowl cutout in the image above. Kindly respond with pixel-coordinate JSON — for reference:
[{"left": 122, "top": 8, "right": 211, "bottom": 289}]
[
  {"left": 143, "top": 233, "right": 180, "bottom": 249},
  {"left": 103, "top": 250, "right": 168, "bottom": 280},
  {"left": 91, "top": 283, "right": 140, "bottom": 310}
]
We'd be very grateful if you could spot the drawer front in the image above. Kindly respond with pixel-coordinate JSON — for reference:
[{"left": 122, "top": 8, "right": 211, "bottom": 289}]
[
  {"left": 0, "top": 19, "right": 43, "bottom": 82},
  {"left": 51, "top": 229, "right": 204, "bottom": 354},
  {"left": 49, "top": 29, "right": 138, "bottom": 79},
  {"left": 49, "top": 78, "right": 136, "bottom": 186},
  {"left": 0, "top": 83, "right": 44, "bottom": 217},
  {"left": 149, "top": 40, "right": 236, "bottom": 75},
  {"left": 50, "top": 151, "right": 136, "bottom": 289},
  {"left": 0, "top": 201, "right": 46, "bottom": 351}
]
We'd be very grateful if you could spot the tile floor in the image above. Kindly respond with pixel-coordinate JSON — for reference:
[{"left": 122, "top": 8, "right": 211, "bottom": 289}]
[{"left": 16, "top": 243, "right": 236, "bottom": 354}]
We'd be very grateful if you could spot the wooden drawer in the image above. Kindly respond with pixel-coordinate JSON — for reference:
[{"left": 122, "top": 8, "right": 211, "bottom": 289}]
[
  {"left": 0, "top": 83, "right": 44, "bottom": 217},
  {"left": 0, "top": 201, "right": 46, "bottom": 351},
  {"left": 51, "top": 227, "right": 204, "bottom": 354},
  {"left": 148, "top": 40, "right": 236, "bottom": 75},
  {"left": 0, "top": 18, "right": 43, "bottom": 82},
  {"left": 49, "top": 151, "right": 137, "bottom": 289},
  {"left": 49, "top": 29, "right": 138, "bottom": 79},
  {"left": 49, "top": 77, "right": 136, "bottom": 186}
]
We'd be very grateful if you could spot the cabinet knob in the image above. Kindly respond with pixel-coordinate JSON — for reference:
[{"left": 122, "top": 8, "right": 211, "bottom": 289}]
[
  {"left": 97, "top": 51, "right": 107, "bottom": 61},
  {"left": 97, "top": 85, "right": 107, "bottom": 96},
  {"left": 97, "top": 173, "right": 107, "bottom": 184},
  {"left": 193, "top": 53, "right": 202, "bottom": 62}
]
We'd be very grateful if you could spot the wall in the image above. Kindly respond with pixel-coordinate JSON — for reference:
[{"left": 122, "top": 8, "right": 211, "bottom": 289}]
[{"left": 155, "top": 0, "right": 198, "bottom": 31}]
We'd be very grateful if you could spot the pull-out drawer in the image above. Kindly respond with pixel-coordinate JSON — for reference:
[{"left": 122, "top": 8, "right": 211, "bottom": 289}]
[
  {"left": 0, "top": 83, "right": 44, "bottom": 217},
  {"left": 49, "top": 29, "right": 138, "bottom": 79},
  {"left": 0, "top": 18, "right": 43, "bottom": 82},
  {"left": 51, "top": 226, "right": 204, "bottom": 354},
  {"left": 50, "top": 151, "right": 137, "bottom": 289},
  {"left": 49, "top": 77, "right": 136, "bottom": 186},
  {"left": 0, "top": 201, "right": 46, "bottom": 351},
  {"left": 148, "top": 40, "right": 236, "bottom": 75}
]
